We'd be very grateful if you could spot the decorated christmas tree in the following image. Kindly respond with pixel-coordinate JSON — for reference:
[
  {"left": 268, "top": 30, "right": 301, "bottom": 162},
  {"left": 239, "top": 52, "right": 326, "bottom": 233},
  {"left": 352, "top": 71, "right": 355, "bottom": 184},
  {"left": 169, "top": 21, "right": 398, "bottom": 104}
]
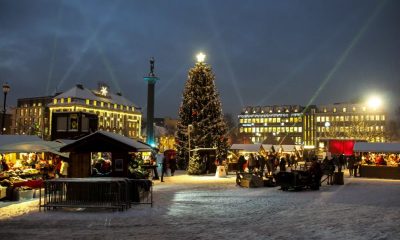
[{"left": 176, "top": 53, "right": 229, "bottom": 175}]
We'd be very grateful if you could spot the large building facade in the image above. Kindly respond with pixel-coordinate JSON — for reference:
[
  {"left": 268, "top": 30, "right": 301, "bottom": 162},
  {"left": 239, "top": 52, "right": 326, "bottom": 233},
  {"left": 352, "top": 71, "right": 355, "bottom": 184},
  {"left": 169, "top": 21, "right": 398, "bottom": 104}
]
[
  {"left": 14, "top": 95, "right": 55, "bottom": 137},
  {"left": 14, "top": 84, "right": 142, "bottom": 140},
  {"left": 238, "top": 102, "right": 387, "bottom": 148}
]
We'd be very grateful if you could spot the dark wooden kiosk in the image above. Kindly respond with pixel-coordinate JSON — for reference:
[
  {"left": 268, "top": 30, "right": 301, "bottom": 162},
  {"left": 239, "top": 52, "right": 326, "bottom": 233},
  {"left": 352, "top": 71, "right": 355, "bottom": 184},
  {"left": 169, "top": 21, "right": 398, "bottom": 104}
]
[
  {"left": 354, "top": 142, "right": 400, "bottom": 180},
  {"left": 39, "top": 131, "right": 154, "bottom": 211}
]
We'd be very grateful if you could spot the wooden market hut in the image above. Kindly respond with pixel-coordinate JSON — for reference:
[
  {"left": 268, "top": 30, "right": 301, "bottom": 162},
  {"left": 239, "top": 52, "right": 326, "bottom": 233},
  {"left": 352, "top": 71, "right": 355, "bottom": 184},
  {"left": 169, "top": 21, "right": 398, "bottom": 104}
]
[{"left": 60, "top": 130, "right": 153, "bottom": 178}]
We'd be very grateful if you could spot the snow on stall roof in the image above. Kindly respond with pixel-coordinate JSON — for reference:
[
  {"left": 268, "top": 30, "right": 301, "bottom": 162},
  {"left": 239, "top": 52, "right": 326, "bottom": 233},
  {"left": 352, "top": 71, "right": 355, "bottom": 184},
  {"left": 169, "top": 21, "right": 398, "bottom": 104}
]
[
  {"left": 230, "top": 143, "right": 262, "bottom": 152},
  {"left": 61, "top": 130, "right": 153, "bottom": 152},
  {"left": 353, "top": 142, "right": 400, "bottom": 153},
  {"left": 0, "top": 135, "right": 41, "bottom": 146},
  {"left": 0, "top": 140, "right": 69, "bottom": 157}
]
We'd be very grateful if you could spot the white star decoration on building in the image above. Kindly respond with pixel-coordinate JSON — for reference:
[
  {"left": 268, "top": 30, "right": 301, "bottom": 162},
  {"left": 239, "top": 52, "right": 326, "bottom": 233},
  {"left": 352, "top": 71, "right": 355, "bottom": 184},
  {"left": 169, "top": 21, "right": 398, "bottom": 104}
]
[{"left": 100, "top": 86, "right": 108, "bottom": 96}]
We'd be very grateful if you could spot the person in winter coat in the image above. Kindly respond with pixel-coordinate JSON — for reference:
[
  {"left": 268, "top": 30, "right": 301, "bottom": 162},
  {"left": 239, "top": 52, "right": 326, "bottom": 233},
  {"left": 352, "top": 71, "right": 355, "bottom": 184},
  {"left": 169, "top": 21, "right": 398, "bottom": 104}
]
[
  {"left": 248, "top": 154, "right": 256, "bottom": 172},
  {"left": 279, "top": 157, "right": 286, "bottom": 172},
  {"left": 237, "top": 155, "right": 246, "bottom": 172}
]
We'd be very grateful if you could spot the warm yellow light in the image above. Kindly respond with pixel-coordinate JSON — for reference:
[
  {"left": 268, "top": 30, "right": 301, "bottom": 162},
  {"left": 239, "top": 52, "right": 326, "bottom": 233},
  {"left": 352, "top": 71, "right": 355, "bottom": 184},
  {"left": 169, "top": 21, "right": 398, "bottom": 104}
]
[
  {"left": 367, "top": 96, "right": 382, "bottom": 109},
  {"left": 196, "top": 52, "right": 206, "bottom": 63}
]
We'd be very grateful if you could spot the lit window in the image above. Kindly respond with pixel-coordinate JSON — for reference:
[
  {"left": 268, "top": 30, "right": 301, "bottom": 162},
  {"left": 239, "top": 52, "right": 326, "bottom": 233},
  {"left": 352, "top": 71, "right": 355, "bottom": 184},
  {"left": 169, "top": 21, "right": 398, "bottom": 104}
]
[
  {"left": 382, "top": 115, "right": 385, "bottom": 121},
  {"left": 353, "top": 107, "right": 356, "bottom": 112},
  {"left": 362, "top": 107, "right": 366, "bottom": 111},
  {"left": 86, "top": 99, "right": 90, "bottom": 105},
  {"left": 343, "top": 107, "right": 346, "bottom": 112},
  {"left": 317, "top": 116, "right": 320, "bottom": 122},
  {"left": 323, "top": 108, "right": 327, "bottom": 113},
  {"left": 93, "top": 101, "right": 97, "bottom": 106},
  {"left": 67, "top": 98, "right": 71, "bottom": 103},
  {"left": 53, "top": 99, "right": 57, "bottom": 104},
  {"left": 376, "top": 115, "right": 380, "bottom": 121},
  {"left": 61, "top": 98, "right": 64, "bottom": 103},
  {"left": 333, "top": 108, "right": 337, "bottom": 113}
]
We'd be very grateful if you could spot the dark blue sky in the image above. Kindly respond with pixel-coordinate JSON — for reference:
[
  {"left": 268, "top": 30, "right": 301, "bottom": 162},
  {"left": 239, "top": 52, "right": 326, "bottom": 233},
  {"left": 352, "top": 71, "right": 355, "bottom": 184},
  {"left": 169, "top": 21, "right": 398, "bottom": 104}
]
[{"left": 0, "top": 0, "right": 399, "bottom": 118}]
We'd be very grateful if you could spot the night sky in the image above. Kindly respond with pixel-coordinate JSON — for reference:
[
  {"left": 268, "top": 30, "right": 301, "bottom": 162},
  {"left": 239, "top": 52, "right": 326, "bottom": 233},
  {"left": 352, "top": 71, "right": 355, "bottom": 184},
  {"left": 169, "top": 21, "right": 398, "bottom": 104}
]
[{"left": 0, "top": 0, "right": 399, "bottom": 118}]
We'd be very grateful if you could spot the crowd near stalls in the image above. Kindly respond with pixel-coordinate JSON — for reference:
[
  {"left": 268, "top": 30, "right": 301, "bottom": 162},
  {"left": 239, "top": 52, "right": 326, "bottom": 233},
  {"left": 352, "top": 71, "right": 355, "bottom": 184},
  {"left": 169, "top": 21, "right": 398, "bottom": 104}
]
[
  {"left": 0, "top": 135, "right": 70, "bottom": 201},
  {"left": 231, "top": 144, "right": 327, "bottom": 190},
  {"left": 354, "top": 142, "right": 400, "bottom": 179},
  {"left": 230, "top": 144, "right": 303, "bottom": 174}
]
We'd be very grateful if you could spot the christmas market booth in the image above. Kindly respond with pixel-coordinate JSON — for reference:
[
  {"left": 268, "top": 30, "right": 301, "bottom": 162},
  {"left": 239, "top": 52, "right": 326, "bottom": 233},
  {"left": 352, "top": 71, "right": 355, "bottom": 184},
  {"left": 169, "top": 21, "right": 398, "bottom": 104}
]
[
  {"left": 39, "top": 131, "right": 154, "bottom": 211},
  {"left": 354, "top": 142, "right": 400, "bottom": 179},
  {"left": 0, "top": 136, "right": 70, "bottom": 201},
  {"left": 229, "top": 144, "right": 265, "bottom": 171}
]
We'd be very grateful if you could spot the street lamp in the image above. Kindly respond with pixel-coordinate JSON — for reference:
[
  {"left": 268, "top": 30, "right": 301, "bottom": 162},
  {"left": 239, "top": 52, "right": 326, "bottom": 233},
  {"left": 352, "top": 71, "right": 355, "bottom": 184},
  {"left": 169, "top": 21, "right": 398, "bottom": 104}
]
[
  {"left": 367, "top": 96, "right": 382, "bottom": 110},
  {"left": 1, "top": 82, "right": 10, "bottom": 135},
  {"left": 188, "top": 124, "right": 193, "bottom": 161}
]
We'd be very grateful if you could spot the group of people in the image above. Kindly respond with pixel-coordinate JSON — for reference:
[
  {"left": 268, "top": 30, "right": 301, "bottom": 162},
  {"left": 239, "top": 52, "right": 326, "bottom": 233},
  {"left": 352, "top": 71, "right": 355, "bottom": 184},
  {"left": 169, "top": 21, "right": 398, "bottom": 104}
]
[
  {"left": 362, "top": 153, "right": 400, "bottom": 167},
  {"left": 237, "top": 153, "right": 299, "bottom": 176}
]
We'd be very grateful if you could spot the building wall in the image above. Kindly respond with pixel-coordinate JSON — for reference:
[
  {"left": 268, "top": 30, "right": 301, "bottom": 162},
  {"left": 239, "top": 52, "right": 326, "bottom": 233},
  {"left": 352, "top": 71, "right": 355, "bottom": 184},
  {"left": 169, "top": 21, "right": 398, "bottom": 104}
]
[
  {"left": 49, "top": 97, "right": 141, "bottom": 139},
  {"left": 14, "top": 96, "right": 53, "bottom": 138},
  {"left": 238, "top": 102, "right": 388, "bottom": 147}
]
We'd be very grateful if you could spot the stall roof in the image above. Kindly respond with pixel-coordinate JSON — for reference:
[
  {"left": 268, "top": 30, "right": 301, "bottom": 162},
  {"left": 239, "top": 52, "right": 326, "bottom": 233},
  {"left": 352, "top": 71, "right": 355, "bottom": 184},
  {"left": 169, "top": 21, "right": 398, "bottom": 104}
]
[
  {"left": 230, "top": 144, "right": 262, "bottom": 152},
  {"left": 60, "top": 130, "right": 153, "bottom": 153},
  {"left": 0, "top": 140, "right": 69, "bottom": 158},
  {"left": 279, "top": 145, "right": 302, "bottom": 152},
  {"left": 0, "top": 135, "right": 41, "bottom": 146},
  {"left": 353, "top": 142, "right": 400, "bottom": 153}
]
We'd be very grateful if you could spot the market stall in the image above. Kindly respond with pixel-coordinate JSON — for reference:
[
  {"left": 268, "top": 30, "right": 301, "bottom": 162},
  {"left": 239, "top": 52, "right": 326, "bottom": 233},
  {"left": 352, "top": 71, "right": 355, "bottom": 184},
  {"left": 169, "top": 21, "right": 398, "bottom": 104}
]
[
  {"left": 353, "top": 142, "right": 400, "bottom": 179},
  {"left": 0, "top": 138, "right": 70, "bottom": 200}
]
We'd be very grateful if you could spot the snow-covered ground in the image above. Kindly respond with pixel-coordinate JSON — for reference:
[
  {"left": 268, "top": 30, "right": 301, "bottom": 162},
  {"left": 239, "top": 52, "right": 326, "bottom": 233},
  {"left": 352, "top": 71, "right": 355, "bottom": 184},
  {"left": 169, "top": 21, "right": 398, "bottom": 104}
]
[{"left": 1, "top": 171, "right": 400, "bottom": 240}]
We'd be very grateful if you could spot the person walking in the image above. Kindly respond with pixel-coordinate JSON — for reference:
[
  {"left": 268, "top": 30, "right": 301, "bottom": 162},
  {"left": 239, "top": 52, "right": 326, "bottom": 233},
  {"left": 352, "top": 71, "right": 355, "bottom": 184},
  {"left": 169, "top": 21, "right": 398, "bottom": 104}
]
[
  {"left": 279, "top": 157, "right": 286, "bottom": 172},
  {"left": 169, "top": 156, "right": 177, "bottom": 176},
  {"left": 248, "top": 154, "right": 256, "bottom": 173}
]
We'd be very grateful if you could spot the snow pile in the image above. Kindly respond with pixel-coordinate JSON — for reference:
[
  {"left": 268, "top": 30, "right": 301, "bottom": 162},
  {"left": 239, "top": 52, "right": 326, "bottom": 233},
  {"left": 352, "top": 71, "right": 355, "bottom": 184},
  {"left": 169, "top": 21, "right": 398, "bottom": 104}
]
[{"left": 0, "top": 171, "right": 399, "bottom": 240}]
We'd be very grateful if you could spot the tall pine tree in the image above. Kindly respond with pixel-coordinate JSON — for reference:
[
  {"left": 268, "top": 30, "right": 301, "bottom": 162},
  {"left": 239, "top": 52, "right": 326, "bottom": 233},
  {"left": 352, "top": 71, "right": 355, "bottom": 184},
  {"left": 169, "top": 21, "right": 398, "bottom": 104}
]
[{"left": 176, "top": 54, "right": 229, "bottom": 175}]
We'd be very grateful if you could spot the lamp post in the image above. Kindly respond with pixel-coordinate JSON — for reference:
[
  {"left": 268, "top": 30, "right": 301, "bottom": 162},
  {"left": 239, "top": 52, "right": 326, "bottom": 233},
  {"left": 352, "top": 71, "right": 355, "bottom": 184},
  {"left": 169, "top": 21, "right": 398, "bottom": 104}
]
[
  {"left": 1, "top": 82, "right": 10, "bottom": 135},
  {"left": 188, "top": 124, "right": 193, "bottom": 162}
]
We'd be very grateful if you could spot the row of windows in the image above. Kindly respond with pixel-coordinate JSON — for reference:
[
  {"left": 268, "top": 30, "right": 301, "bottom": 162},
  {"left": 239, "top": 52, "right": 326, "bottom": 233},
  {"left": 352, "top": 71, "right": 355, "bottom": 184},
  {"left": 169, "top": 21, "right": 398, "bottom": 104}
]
[
  {"left": 317, "top": 115, "right": 385, "bottom": 122},
  {"left": 318, "top": 126, "right": 384, "bottom": 132},
  {"left": 240, "top": 126, "right": 303, "bottom": 133},
  {"left": 240, "top": 117, "right": 302, "bottom": 124},
  {"left": 52, "top": 107, "right": 140, "bottom": 121},
  {"left": 245, "top": 108, "right": 299, "bottom": 114},
  {"left": 53, "top": 98, "right": 136, "bottom": 112},
  {"left": 250, "top": 136, "right": 302, "bottom": 145},
  {"left": 321, "top": 106, "right": 370, "bottom": 113},
  {"left": 21, "top": 102, "right": 43, "bottom": 108},
  {"left": 18, "top": 108, "right": 43, "bottom": 117}
]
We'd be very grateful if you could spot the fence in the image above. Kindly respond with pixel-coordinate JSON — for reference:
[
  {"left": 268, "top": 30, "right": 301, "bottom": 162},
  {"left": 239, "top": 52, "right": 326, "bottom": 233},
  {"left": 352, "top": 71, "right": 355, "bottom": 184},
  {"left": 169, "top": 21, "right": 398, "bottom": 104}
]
[{"left": 39, "top": 178, "right": 152, "bottom": 211}]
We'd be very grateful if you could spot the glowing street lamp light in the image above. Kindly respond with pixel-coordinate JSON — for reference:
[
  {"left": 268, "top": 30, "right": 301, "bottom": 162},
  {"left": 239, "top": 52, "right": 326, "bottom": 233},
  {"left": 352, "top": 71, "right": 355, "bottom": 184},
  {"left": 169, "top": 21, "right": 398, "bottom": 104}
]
[
  {"left": 367, "top": 96, "right": 382, "bottom": 110},
  {"left": 196, "top": 52, "right": 206, "bottom": 63},
  {"left": 1, "top": 82, "right": 10, "bottom": 135},
  {"left": 324, "top": 122, "right": 331, "bottom": 127}
]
